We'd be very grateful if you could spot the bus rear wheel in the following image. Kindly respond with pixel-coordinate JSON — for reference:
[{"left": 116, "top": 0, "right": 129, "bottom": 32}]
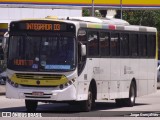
[
  {"left": 125, "top": 83, "right": 136, "bottom": 107},
  {"left": 116, "top": 83, "right": 136, "bottom": 107},
  {"left": 25, "top": 100, "right": 38, "bottom": 112}
]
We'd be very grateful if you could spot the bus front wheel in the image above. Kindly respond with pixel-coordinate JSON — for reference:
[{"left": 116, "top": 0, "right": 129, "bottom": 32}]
[
  {"left": 80, "top": 88, "right": 95, "bottom": 112},
  {"left": 25, "top": 100, "right": 38, "bottom": 112}
]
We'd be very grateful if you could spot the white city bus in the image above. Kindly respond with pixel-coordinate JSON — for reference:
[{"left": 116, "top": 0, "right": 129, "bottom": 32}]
[{"left": 6, "top": 17, "right": 158, "bottom": 112}]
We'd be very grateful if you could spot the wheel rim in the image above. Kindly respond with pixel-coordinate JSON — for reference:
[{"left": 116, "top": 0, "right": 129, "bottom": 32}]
[
  {"left": 130, "top": 86, "right": 135, "bottom": 103},
  {"left": 87, "top": 91, "right": 92, "bottom": 109}
]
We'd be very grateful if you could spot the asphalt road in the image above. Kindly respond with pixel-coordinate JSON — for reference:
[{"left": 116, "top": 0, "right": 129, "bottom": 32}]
[{"left": 0, "top": 90, "right": 160, "bottom": 119}]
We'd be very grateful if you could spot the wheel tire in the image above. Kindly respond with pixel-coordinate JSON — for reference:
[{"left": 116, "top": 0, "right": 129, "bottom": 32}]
[
  {"left": 25, "top": 100, "right": 38, "bottom": 112},
  {"left": 125, "top": 83, "right": 136, "bottom": 107},
  {"left": 115, "top": 99, "right": 124, "bottom": 107},
  {"left": 80, "top": 88, "right": 95, "bottom": 112}
]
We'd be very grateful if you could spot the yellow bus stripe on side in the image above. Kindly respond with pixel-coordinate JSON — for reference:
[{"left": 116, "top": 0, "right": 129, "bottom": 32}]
[
  {"left": 11, "top": 74, "right": 68, "bottom": 86},
  {"left": 0, "top": 23, "right": 8, "bottom": 29},
  {"left": 87, "top": 23, "right": 102, "bottom": 29}
]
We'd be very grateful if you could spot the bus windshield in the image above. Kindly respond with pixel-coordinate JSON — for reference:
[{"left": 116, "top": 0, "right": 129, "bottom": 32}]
[{"left": 8, "top": 35, "right": 76, "bottom": 72}]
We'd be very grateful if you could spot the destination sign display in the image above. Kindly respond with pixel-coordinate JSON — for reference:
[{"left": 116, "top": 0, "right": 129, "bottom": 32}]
[
  {"left": 26, "top": 23, "right": 61, "bottom": 31},
  {"left": 14, "top": 59, "right": 33, "bottom": 66},
  {"left": 10, "top": 21, "right": 75, "bottom": 32}
]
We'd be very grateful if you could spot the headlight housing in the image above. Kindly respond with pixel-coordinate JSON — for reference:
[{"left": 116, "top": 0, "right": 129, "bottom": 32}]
[
  {"left": 7, "top": 77, "right": 19, "bottom": 88},
  {"left": 59, "top": 78, "right": 75, "bottom": 90}
]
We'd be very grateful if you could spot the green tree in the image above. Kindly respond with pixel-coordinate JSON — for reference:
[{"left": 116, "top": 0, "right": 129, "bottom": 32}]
[
  {"left": 82, "top": 9, "right": 102, "bottom": 17},
  {"left": 123, "top": 10, "right": 160, "bottom": 31},
  {"left": 82, "top": 9, "right": 90, "bottom": 16}
]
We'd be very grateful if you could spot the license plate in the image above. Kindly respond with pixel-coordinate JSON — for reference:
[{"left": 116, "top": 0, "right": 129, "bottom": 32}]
[{"left": 32, "top": 92, "right": 44, "bottom": 96}]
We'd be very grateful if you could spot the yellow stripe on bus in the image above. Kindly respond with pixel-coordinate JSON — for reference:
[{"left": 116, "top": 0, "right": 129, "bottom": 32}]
[
  {"left": 10, "top": 74, "right": 68, "bottom": 86},
  {"left": 0, "top": 23, "right": 8, "bottom": 29},
  {"left": 88, "top": 23, "right": 102, "bottom": 29}
]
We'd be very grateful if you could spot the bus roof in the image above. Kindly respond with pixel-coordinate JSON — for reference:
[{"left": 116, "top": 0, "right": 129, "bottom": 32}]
[
  {"left": 66, "top": 17, "right": 157, "bottom": 33},
  {"left": 12, "top": 17, "right": 157, "bottom": 33}
]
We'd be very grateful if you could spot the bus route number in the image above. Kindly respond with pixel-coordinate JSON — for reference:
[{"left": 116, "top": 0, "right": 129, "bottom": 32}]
[{"left": 54, "top": 24, "right": 60, "bottom": 31}]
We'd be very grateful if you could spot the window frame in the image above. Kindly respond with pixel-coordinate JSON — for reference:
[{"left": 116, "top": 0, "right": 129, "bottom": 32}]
[
  {"left": 99, "top": 31, "right": 110, "bottom": 57},
  {"left": 87, "top": 30, "right": 100, "bottom": 58},
  {"left": 78, "top": 28, "right": 156, "bottom": 59}
]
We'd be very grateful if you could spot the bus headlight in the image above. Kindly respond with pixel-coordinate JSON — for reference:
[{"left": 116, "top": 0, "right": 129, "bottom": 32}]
[
  {"left": 59, "top": 84, "right": 63, "bottom": 89},
  {"left": 68, "top": 81, "right": 72, "bottom": 85},
  {"left": 59, "top": 78, "right": 76, "bottom": 90},
  {"left": 7, "top": 77, "right": 19, "bottom": 88}
]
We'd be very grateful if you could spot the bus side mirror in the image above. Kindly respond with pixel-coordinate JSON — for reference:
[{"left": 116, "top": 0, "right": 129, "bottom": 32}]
[
  {"left": 3, "top": 32, "right": 9, "bottom": 53},
  {"left": 81, "top": 44, "right": 86, "bottom": 56}
]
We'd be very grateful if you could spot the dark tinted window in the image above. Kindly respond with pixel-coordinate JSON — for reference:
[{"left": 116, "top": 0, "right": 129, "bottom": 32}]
[
  {"left": 147, "top": 34, "right": 156, "bottom": 57},
  {"left": 129, "top": 34, "right": 138, "bottom": 57},
  {"left": 110, "top": 33, "right": 120, "bottom": 56},
  {"left": 139, "top": 34, "right": 147, "bottom": 57},
  {"left": 120, "top": 33, "right": 129, "bottom": 56},
  {"left": 78, "top": 30, "right": 87, "bottom": 41},
  {"left": 100, "top": 32, "right": 110, "bottom": 56},
  {"left": 88, "top": 31, "right": 99, "bottom": 56}
]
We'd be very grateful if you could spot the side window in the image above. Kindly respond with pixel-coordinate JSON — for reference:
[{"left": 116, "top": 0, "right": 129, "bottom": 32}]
[
  {"left": 139, "top": 34, "right": 147, "bottom": 57},
  {"left": 129, "top": 34, "right": 138, "bottom": 57},
  {"left": 88, "top": 31, "right": 99, "bottom": 56},
  {"left": 77, "top": 29, "right": 87, "bottom": 75},
  {"left": 147, "top": 34, "right": 156, "bottom": 58},
  {"left": 120, "top": 33, "right": 129, "bottom": 56},
  {"left": 78, "top": 30, "right": 87, "bottom": 41},
  {"left": 110, "top": 33, "right": 120, "bottom": 56},
  {"left": 100, "top": 32, "right": 110, "bottom": 56}
]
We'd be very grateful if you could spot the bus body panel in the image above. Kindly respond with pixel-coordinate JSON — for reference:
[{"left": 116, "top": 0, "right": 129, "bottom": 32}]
[
  {"left": 147, "top": 59, "right": 156, "bottom": 79},
  {"left": 77, "top": 58, "right": 157, "bottom": 100}
]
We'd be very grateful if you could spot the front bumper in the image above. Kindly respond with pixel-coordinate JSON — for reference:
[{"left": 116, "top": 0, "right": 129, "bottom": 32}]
[{"left": 6, "top": 82, "right": 77, "bottom": 101}]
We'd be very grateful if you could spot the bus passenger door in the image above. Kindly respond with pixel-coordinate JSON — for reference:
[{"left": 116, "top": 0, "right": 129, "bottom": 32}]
[
  {"left": 109, "top": 33, "right": 121, "bottom": 99},
  {"left": 87, "top": 31, "right": 101, "bottom": 99},
  {"left": 99, "top": 32, "right": 110, "bottom": 99}
]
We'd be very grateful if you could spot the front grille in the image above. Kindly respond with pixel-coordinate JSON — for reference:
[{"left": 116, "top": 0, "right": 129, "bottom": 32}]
[
  {"left": 15, "top": 73, "right": 62, "bottom": 80},
  {"left": 25, "top": 96, "right": 51, "bottom": 99},
  {"left": 24, "top": 93, "right": 52, "bottom": 96},
  {"left": 20, "top": 85, "right": 58, "bottom": 87}
]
